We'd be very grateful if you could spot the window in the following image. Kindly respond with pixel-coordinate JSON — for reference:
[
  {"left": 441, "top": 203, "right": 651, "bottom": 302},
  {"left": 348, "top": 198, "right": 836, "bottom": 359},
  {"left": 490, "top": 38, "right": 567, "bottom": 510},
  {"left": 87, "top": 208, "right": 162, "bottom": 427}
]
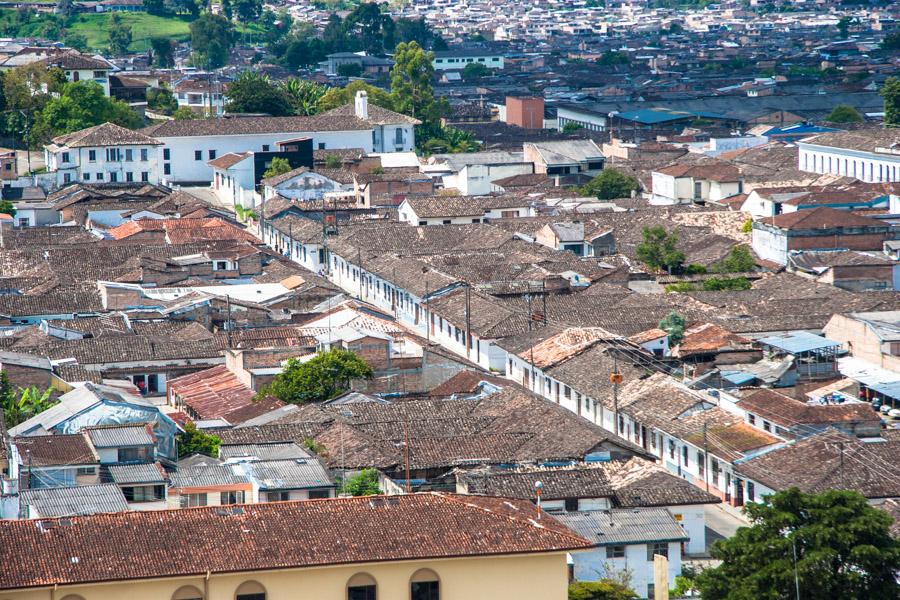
[
  {"left": 180, "top": 493, "right": 207, "bottom": 508},
  {"left": 110, "top": 172, "right": 118, "bottom": 182},
  {"left": 763, "top": 421, "right": 771, "bottom": 432},
  {"left": 118, "top": 447, "right": 149, "bottom": 462},
  {"left": 235, "top": 581, "right": 266, "bottom": 600},
  {"left": 647, "top": 584, "right": 655, "bottom": 599},
  {"left": 262, "top": 145, "right": 269, "bottom": 151},
  {"left": 126, "top": 171, "right": 134, "bottom": 182},
  {"left": 748, "top": 414, "right": 756, "bottom": 425},
  {"left": 122, "top": 485, "right": 164, "bottom": 502},
  {"left": 207, "top": 150, "right": 217, "bottom": 160},
  {"left": 682, "top": 445, "right": 688, "bottom": 467},
  {"left": 668, "top": 439, "right": 675, "bottom": 459},
  {"left": 163, "top": 148, "right": 171, "bottom": 160},
  {"left": 220, "top": 491, "right": 245, "bottom": 505},
  {"left": 747, "top": 481, "right": 755, "bottom": 502},
  {"left": 605, "top": 545, "right": 626, "bottom": 558},
  {"left": 76, "top": 466, "right": 95, "bottom": 475},
  {"left": 410, "top": 569, "right": 439, "bottom": 600},
  {"left": 88, "top": 150, "right": 96, "bottom": 161},
  {"left": 83, "top": 173, "right": 90, "bottom": 181},
  {"left": 442, "top": 219, "right": 451, "bottom": 224},
  {"left": 318, "top": 142, "right": 326, "bottom": 150},
  {"left": 61, "top": 152, "right": 70, "bottom": 163},
  {"left": 266, "top": 491, "right": 290, "bottom": 502},
  {"left": 618, "top": 415, "right": 625, "bottom": 434},
  {"left": 647, "top": 542, "right": 669, "bottom": 561},
  {"left": 164, "top": 164, "right": 171, "bottom": 175},
  {"left": 125, "top": 149, "right": 133, "bottom": 161},
  {"left": 194, "top": 150, "right": 203, "bottom": 160},
  {"left": 711, "top": 458, "right": 720, "bottom": 480},
  {"left": 141, "top": 171, "right": 149, "bottom": 182},
  {"left": 395, "top": 128, "right": 404, "bottom": 144},
  {"left": 172, "top": 585, "right": 204, "bottom": 600},
  {"left": 698, "top": 451, "right": 705, "bottom": 476},
  {"left": 96, "top": 172, "right": 104, "bottom": 180},
  {"left": 140, "top": 148, "right": 148, "bottom": 161},
  {"left": 63, "top": 173, "right": 71, "bottom": 183},
  {"left": 308, "top": 489, "right": 331, "bottom": 499},
  {"left": 347, "top": 573, "right": 377, "bottom": 600},
  {"left": 564, "top": 498, "right": 578, "bottom": 512}
]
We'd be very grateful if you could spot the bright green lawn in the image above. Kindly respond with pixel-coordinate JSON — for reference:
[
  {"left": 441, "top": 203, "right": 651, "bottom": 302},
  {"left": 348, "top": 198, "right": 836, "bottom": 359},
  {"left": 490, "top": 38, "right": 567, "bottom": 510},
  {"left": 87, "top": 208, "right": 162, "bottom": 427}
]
[{"left": 67, "top": 13, "right": 193, "bottom": 51}]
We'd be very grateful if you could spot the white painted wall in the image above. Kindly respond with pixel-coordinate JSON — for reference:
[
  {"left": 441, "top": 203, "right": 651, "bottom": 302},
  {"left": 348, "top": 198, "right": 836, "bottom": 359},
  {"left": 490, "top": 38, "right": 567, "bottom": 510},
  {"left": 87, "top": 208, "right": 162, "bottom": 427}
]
[
  {"left": 799, "top": 144, "right": 900, "bottom": 183},
  {"left": 571, "top": 541, "right": 682, "bottom": 597}
]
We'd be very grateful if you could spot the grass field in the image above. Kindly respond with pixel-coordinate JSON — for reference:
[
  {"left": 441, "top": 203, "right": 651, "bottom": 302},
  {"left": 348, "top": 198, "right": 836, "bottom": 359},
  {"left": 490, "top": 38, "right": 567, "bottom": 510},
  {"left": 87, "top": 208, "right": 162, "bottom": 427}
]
[{"left": 67, "top": 13, "right": 193, "bottom": 51}]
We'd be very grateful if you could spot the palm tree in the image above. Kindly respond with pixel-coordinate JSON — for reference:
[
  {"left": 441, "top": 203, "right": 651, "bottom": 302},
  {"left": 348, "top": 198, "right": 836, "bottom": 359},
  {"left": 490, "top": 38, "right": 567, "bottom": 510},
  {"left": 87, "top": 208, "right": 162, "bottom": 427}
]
[
  {"left": 281, "top": 78, "right": 327, "bottom": 116},
  {"left": 2, "top": 383, "right": 56, "bottom": 428},
  {"left": 234, "top": 204, "right": 258, "bottom": 223}
]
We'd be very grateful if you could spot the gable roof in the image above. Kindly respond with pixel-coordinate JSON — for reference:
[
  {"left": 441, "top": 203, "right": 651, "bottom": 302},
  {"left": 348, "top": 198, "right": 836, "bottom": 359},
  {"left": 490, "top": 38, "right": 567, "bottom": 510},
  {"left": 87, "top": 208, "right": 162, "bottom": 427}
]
[
  {"left": 51, "top": 123, "right": 162, "bottom": 149},
  {"left": 761, "top": 206, "right": 888, "bottom": 230},
  {"left": 0, "top": 493, "right": 590, "bottom": 591},
  {"left": 13, "top": 433, "right": 98, "bottom": 467}
]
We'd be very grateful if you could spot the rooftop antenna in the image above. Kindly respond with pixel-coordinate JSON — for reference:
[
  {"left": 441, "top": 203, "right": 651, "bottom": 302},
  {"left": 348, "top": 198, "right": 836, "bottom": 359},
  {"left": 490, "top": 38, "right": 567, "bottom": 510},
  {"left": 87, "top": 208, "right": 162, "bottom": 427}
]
[{"left": 535, "top": 480, "right": 543, "bottom": 520}]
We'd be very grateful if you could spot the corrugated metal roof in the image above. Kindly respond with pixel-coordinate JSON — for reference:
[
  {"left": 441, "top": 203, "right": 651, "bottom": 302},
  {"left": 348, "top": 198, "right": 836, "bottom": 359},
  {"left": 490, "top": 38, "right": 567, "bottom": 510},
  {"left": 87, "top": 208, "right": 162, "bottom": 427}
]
[
  {"left": 245, "top": 458, "right": 333, "bottom": 491},
  {"left": 169, "top": 464, "right": 250, "bottom": 489},
  {"left": 219, "top": 442, "right": 311, "bottom": 461},
  {"left": 87, "top": 424, "right": 155, "bottom": 448},
  {"left": 108, "top": 462, "right": 167, "bottom": 485},
  {"left": 19, "top": 484, "right": 128, "bottom": 518},
  {"left": 758, "top": 331, "right": 841, "bottom": 354},
  {"left": 554, "top": 508, "right": 688, "bottom": 546}
]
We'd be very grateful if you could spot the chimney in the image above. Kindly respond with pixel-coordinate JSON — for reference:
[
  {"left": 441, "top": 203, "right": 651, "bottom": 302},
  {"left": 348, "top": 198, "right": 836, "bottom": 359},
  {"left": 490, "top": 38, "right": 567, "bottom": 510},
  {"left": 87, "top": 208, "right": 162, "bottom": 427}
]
[{"left": 355, "top": 90, "right": 369, "bottom": 120}]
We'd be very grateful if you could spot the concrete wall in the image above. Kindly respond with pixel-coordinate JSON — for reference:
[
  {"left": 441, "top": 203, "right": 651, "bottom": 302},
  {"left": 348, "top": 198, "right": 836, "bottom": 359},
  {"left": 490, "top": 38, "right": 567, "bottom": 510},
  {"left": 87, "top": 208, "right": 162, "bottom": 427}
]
[
  {"left": 572, "top": 541, "right": 681, "bottom": 598},
  {"left": 507, "top": 97, "right": 545, "bottom": 129},
  {"left": 2, "top": 551, "right": 569, "bottom": 600},
  {"left": 799, "top": 144, "right": 900, "bottom": 183}
]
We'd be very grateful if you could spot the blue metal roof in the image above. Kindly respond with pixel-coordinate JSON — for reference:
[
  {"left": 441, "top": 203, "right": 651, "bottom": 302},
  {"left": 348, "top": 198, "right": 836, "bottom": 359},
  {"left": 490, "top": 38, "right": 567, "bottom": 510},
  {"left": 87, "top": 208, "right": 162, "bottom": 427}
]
[
  {"left": 614, "top": 108, "right": 724, "bottom": 124},
  {"left": 764, "top": 123, "right": 839, "bottom": 136},
  {"left": 758, "top": 331, "right": 841, "bottom": 354},
  {"left": 721, "top": 370, "right": 756, "bottom": 385}
]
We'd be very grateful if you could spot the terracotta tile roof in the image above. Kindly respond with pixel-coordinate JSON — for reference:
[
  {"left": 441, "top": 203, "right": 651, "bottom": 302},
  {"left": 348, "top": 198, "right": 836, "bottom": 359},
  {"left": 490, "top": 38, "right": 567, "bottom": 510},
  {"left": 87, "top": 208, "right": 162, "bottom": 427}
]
[
  {"left": 51, "top": 123, "right": 162, "bottom": 148},
  {"left": 208, "top": 152, "right": 251, "bottom": 170},
  {"left": 13, "top": 433, "right": 98, "bottom": 467},
  {"left": 657, "top": 162, "right": 741, "bottom": 182},
  {"left": 168, "top": 365, "right": 256, "bottom": 421},
  {"left": 673, "top": 322, "right": 753, "bottom": 358},
  {"left": 107, "top": 217, "right": 257, "bottom": 244},
  {"left": 760, "top": 206, "right": 888, "bottom": 230},
  {"left": 802, "top": 128, "right": 900, "bottom": 154},
  {"left": 737, "top": 389, "right": 880, "bottom": 428},
  {"left": 515, "top": 327, "right": 613, "bottom": 369},
  {"left": 736, "top": 429, "right": 900, "bottom": 498},
  {"left": 0, "top": 492, "right": 589, "bottom": 591}
]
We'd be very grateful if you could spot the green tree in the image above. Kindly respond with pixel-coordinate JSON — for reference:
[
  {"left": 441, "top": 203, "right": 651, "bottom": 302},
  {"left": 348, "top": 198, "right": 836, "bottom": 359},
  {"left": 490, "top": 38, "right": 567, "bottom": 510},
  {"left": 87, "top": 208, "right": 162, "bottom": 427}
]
[
  {"left": 580, "top": 168, "right": 639, "bottom": 200},
  {"left": 1, "top": 379, "right": 57, "bottom": 428},
  {"left": 225, "top": 71, "right": 292, "bottom": 116},
  {"left": 143, "top": 0, "right": 167, "bottom": 15},
  {"left": 390, "top": 41, "right": 444, "bottom": 126},
  {"left": 881, "top": 77, "right": 900, "bottom": 127},
  {"left": 636, "top": 226, "right": 685, "bottom": 272},
  {"left": 659, "top": 311, "right": 686, "bottom": 346},
  {"left": 262, "top": 156, "right": 292, "bottom": 179},
  {"left": 150, "top": 37, "right": 176, "bottom": 68},
  {"left": 697, "top": 488, "right": 900, "bottom": 600},
  {"left": 281, "top": 79, "right": 326, "bottom": 116},
  {"left": 173, "top": 106, "right": 197, "bottom": 119},
  {"left": 30, "top": 81, "right": 142, "bottom": 145},
  {"left": 177, "top": 421, "right": 221, "bottom": 458},
  {"left": 826, "top": 104, "right": 864, "bottom": 123},
  {"left": 702, "top": 276, "right": 751, "bottom": 291},
  {"left": 325, "top": 154, "right": 342, "bottom": 168},
  {"left": 344, "top": 2, "right": 394, "bottom": 55},
  {"left": 63, "top": 32, "right": 88, "bottom": 52},
  {"left": 146, "top": 84, "right": 178, "bottom": 114},
  {"left": 837, "top": 16, "right": 852, "bottom": 38},
  {"left": 337, "top": 63, "right": 363, "bottom": 77},
  {"left": 340, "top": 468, "right": 381, "bottom": 496},
  {"left": 231, "top": 0, "right": 262, "bottom": 21},
  {"left": 596, "top": 50, "right": 629, "bottom": 66},
  {"left": 462, "top": 62, "right": 491, "bottom": 79},
  {"left": 562, "top": 122, "right": 584, "bottom": 133},
  {"left": 395, "top": 17, "right": 445, "bottom": 50},
  {"left": 0, "top": 200, "right": 16, "bottom": 217},
  {"left": 568, "top": 580, "right": 637, "bottom": 600},
  {"left": 318, "top": 80, "right": 394, "bottom": 112},
  {"left": 882, "top": 32, "right": 900, "bottom": 52},
  {"left": 108, "top": 13, "right": 133, "bottom": 56},
  {"left": 190, "top": 12, "right": 235, "bottom": 69},
  {"left": 719, "top": 245, "right": 756, "bottom": 273},
  {"left": 260, "top": 348, "right": 374, "bottom": 404},
  {"left": 420, "top": 126, "right": 480, "bottom": 154}
]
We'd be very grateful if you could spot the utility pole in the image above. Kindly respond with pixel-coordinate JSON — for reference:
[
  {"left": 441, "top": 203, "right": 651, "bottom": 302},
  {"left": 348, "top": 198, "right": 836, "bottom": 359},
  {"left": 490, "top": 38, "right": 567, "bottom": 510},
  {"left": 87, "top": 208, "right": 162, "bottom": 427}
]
[
  {"left": 611, "top": 353, "right": 622, "bottom": 436},
  {"left": 287, "top": 222, "right": 293, "bottom": 260},
  {"left": 225, "top": 294, "right": 233, "bottom": 349},
  {"left": 404, "top": 418, "right": 412, "bottom": 493},
  {"left": 838, "top": 442, "right": 845, "bottom": 489},
  {"left": 703, "top": 421, "right": 709, "bottom": 493},
  {"left": 465, "top": 283, "right": 471, "bottom": 360}
]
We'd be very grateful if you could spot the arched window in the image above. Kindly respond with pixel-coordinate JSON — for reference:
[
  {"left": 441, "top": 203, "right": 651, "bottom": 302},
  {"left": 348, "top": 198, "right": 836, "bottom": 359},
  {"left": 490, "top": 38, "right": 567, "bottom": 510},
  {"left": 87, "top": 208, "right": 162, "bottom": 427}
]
[
  {"left": 173, "top": 585, "right": 204, "bottom": 600},
  {"left": 347, "top": 572, "right": 377, "bottom": 600},
  {"left": 235, "top": 581, "right": 266, "bottom": 600},
  {"left": 410, "top": 568, "right": 440, "bottom": 600}
]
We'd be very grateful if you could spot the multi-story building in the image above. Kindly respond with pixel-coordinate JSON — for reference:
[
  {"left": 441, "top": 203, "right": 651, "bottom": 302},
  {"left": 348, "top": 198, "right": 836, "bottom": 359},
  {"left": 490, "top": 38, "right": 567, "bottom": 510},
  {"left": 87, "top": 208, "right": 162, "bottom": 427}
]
[{"left": 798, "top": 129, "right": 900, "bottom": 183}]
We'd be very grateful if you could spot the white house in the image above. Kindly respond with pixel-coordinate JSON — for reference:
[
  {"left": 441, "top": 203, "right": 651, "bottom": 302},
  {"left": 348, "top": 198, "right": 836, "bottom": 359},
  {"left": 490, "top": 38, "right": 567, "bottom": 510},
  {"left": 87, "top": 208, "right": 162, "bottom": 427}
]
[
  {"left": 44, "top": 122, "right": 163, "bottom": 189},
  {"left": 42, "top": 50, "right": 114, "bottom": 96},
  {"left": 798, "top": 129, "right": 900, "bottom": 183},
  {"left": 650, "top": 162, "right": 743, "bottom": 205},
  {"left": 208, "top": 152, "right": 255, "bottom": 208},
  {"left": 144, "top": 91, "right": 419, "bottom": 184},
  {"left": 432, "top": 50, "right": 504, "bottom": 71},
  {"left": 422, "top": 151, "right": 533, "bottom": 196}
]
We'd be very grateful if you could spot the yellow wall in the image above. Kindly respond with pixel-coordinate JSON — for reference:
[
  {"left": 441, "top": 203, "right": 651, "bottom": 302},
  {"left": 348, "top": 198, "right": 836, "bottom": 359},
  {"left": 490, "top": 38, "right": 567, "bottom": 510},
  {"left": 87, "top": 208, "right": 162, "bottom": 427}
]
[{"left": 1, "top": 551, "right": 569, "bottom": 600}]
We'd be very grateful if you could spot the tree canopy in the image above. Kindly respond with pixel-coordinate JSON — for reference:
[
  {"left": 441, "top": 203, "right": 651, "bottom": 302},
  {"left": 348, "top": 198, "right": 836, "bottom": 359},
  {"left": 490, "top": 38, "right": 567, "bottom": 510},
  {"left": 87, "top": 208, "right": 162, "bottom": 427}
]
[
  {"left": 579, "top": 168, "right": 639, "bottom": 200},
  {"left": 147, "top": 84, "right": 178, "bottom": 115},
  {"left": 390, "top": 41, "right": 445, "bottom": 127},
  {"left": 1, "top": 373, "right": 57, "bottom": 428},
  {"left": 340, "top": 469, "right": 381, "bottom": 496},
  {"left": 881, "top": 77, "right": 900, "bottom": 127},
  {"left": 568, "top": 581, "right": 637, "bottom": 600},
  {"left": 107, "top": 13, "right": 132, "bottom": 55},
  {"left": 30, "top": 81, "right": 142, "bottom": 146},
  {"left": 260, "top": 348, "right": 374, "bottom": 404},
  {"left": 659, "top": 311, "right": 686, "bottom": 346},
  {"left": 225, "top": 71, "right": 293, "bottom": 116},
  {"left": 719, "top": 245, "right": 756, "bottom": 273},
  {"left": 697, "top": 488, "right": 900, "bottom": 600},
  {"left": 262, "top": 156, "right": 292, "bottom": 179},
  {"left": 190, "top": 12, "right": 235, "bottom": 69},
  {"left": 825, "top": 104, "right": 864, "bottom": 123},
  {"left": 177, "top": 421, "right": 221, "bottom": 458},
  {"left": 635, "top": 226, "right": 685, "bottom": 273}
]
